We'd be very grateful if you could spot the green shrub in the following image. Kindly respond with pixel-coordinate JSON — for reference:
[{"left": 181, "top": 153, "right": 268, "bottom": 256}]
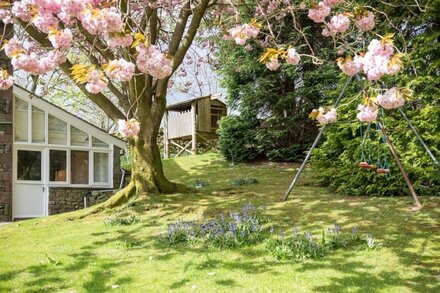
[
  {"left": 104, "top": 214, "right": 140, "bottom": 226},
  {"left": 231, "top": 177, "right": 259, "bottom": 186},
  {"left": 266, "top": 224, "right": 379, "bottom": 262},
  {"left": 217, "top": 115, "right": 261, "bottom": 163}
]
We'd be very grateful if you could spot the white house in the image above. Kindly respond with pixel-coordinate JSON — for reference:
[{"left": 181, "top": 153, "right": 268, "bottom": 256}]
[{"left": 0, "top": 86, "right": 126, "bottom": 220}]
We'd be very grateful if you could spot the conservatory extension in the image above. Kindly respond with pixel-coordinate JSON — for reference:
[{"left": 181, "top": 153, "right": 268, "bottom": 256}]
[{"left": 0, "top": 86, "right": 125, "bottom": 220}]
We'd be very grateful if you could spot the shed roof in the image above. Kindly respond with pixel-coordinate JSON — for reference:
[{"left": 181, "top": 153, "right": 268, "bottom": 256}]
[
  {"left": 13, "top": 85, "right": 127, "bottom": 150},
  {"left": 166, "top": 93, "right": 226, "bottom": 111}
]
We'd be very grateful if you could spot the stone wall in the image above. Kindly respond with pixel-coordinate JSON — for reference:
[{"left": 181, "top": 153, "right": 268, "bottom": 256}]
[
  {"left": 0, "top": 18, "right": 13, "bottom": 221},
  {"left": 48, "top": 187, "right": 115, "bottom": 215}
]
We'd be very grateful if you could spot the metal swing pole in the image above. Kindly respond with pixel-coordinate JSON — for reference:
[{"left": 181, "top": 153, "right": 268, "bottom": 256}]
[
  {"left": 282, "top": 76, "right": 353, "bottom": 201},
  {"left": 377, "top": 120, "right": 422, "bottom": 208},
  {"left": 398, "top": 108, "right": 439, "bottom": 166}
]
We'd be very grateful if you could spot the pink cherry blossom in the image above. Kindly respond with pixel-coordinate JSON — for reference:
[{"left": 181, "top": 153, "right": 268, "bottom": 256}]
[
  {"left": 355, "top": 11, "right": 375, "bottom": 32},
  {"left": 308, "top": 2, "right": 331, "bottom": 23},
  {"left": 377, "top": 88, "right": 404, "bottom": 109},
  {"left": 118, "top": 118, "right": 140, "bottom": 138},
  {"left": 228, "top": 22, "right": 260, "bottom": 45},
  {"left": 265, "top": 58, "right": 280, "bottom": 71},
  {"left": 102, "top": 7, "right": 123, "bottom": 33},
  {"left": 357, "top": 104, "right": 378, "bottom": 122},
  {"left": 286, "top": 48, "right": 300, "bottom": 65},
  {"left": 33, "top": 12, "right": 59, "bottom": 33},
  {"left": 136, "top": 45, "right": 172, "bottom": 79},
  {"left": 48, "top": 28, "right": 73, "bottom": 49},
  {"left": 354, "top": 39, "right": 397, "bottom": 80},
  {"left": 323, "top": 0, "right": 344, "bottom": 7},
  {"left": 3, "top": 39, "right": 24, "bottom": 58},
  {"left": 105, "top": 33, "right": 133, "bottom": 47},
  {"left": 0, "top": 9, "right": 14, "bottom": 24},
  {"left": 316, "top": 107, "right": 337, "bottom": 125},
  {"left": 327, "top": 14, "right": 350, "bottom": 35},
  {"left": 60, "top": 0, "right": 86, "bottom": 19},
  {"left": 104, "top": 58, "right": 135, "bottom": 82},
  {"left": 80, "top": 8, "right": 106, "bottom": 35},
  {"left": 0, "top": 70, "right": 14, "bottom": 90},
  {"left": 337, "top": 58, "right": 360, "bottom": 76},
  {"left": 85, "top": 69, "right": 107, "bottom": 94},
  {"left": 12, "top": 0, "right": 34, "bottom": 22}
]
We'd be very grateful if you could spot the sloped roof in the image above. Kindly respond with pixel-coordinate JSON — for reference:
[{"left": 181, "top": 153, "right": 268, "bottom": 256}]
[
  {"left": 166, "top": 93, "right": 226, "bottom": 111},
  {"left": 13, "top": 85, "right": 126, "bottom": 150}
]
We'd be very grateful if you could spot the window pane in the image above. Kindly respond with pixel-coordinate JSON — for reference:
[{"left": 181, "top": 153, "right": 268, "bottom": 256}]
[
  {"left": 14, "top": 97, "right": 28, "bottom": 142},
  {"left": 71, "top": 151, "right": 89, "bottom": 184},
  {"left": 48, "top": 115, "right": 67, "bottom": 145},
  {"left": 32, "top": 106, "right": 45, "bottom": 143},
  {"left": 92, "top": 137, "right": 109, "bottom": 148},
  {"left": 71, "top": 126, "right": 89, "bottom": 146},
  {"left": 50, "top": 150, "right": 67, "bottom": 182},
  {"left": 94, "top": 152, "right": 109, "bottom": 183},
  {"left": 17, "top": 150, "right": 41, "bottom": 181}
]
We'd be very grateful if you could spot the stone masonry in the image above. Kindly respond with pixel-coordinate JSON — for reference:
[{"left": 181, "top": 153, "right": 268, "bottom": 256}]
[{"left": 0, "top": 17, "right": 13, "bottom": 222}]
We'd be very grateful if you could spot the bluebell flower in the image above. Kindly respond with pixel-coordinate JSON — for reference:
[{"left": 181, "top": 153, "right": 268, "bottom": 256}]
[
  {"left": 352, "top": 227, "right": 358, "bottom": 234},
  {"left": 293, "top": 225, "right": 299, "bottom": 239},
  {"left": 327, "top": 227, "right": 332, "bottom": 235},
  {"left": 304, "top": 232, "right": 313, "bottom": 242},
  {"left": 334, "top": 224, "right": 341, "bottom": 235},
  {"left": 269, "top": 226, "right": 275, "bottom": 234},
  {"left": 280, "top": 229, "right": 285, "bottom": 238}
]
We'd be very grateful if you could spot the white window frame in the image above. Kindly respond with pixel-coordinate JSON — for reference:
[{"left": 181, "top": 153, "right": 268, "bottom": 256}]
[{"left": 13, "top": 96, "right": 116, "bottom": 189}]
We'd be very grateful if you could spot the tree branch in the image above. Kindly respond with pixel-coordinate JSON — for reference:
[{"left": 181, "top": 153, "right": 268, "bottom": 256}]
[{"left": 19, "top": 21, "right": 125, "bottom": 121}]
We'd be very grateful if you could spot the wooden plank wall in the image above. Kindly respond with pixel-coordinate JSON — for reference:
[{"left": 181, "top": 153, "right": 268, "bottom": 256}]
[
  {"left": 197, "top": 98, "right": 211, "bottom": 132},
  {"left": 168, "top": 110, "right": 192, "bottom": 139}
]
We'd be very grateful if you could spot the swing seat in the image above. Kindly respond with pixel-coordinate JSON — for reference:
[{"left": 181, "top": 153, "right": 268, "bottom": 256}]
[
  {"left": 359, "top": 162, "right": 369, "bottom": 169},
  {"left": 376, "top": 168, "right": 385, "bottom": 174}
]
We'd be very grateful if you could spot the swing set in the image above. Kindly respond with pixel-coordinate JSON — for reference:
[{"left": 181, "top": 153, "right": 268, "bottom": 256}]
[{"left": 283, "top": 76, "right": 439, "bottom": 209}]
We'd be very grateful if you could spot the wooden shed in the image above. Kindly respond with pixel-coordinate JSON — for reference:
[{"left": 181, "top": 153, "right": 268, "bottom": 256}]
[{"left": 163, "top": 94, "right": 227, "bottom": 158}]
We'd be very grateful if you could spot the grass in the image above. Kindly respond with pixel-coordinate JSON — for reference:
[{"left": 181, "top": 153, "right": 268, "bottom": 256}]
[{"left": 0, "top": 152, "right": 439, "bottom": 292}]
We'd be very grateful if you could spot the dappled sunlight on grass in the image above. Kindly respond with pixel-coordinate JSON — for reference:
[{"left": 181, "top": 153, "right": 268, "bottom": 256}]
[{"left": 0, "top": 153, "right": 439, "bottom": 292}]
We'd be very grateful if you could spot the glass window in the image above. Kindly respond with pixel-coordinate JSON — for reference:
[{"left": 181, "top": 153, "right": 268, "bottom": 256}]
[
  {"left": 93, "top": 152, "right": 109, "bottom": 183},
  {"left": 71, "top": 151, "right": 89, "bottom": 184},
  {"left": 92, "top": 137, "right": 109, "bottom": 148},
  {"left": 71, "top": 126, "right": 89, "bottom": 146},
  {"left": 32, "top": 106, "right": 45, "bottom": 143},
  {"left": 17, "top": 150, "right": 41, "bottom": 181},
  {"left": 48, "top": 115, "right": 67, "bottom": 145},
  {"left": 49, "top": 150, "right": 67, "bottom": 182},
  {"left": 14, "top": 97, "right": 28, "bottom": 142}
]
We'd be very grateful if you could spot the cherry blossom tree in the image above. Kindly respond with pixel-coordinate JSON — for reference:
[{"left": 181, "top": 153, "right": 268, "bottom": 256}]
[{"left": 0, "top": 0, "right": 224, "bottom": 207}]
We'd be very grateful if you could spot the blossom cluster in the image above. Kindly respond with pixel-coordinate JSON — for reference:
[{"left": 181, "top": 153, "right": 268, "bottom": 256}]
[
  {"left": 48, "top": 28, "right": 73, "bottom": 49},
  {"left": 136, "top": 44, "right": 172, "bottom": 79},
  {"left": 355, "top": 11, "right": 375, "bottom": 32},
  {"left": 0, "top": 70, "right": 14, "bottom": 91},
  {"left": 356, "top": 104, "right": 378, "bottom": 123},
  {"left": 85, "top": 69, "right": 107, "bottom": 94},
  {"left": 118, "top": 119, "right": 141, "bottom": 138},
  {"left": 0, "top": 8, "right": 13, "bottom": 24},
  {"left": 4, "top": 39, "right": 66, "bottom": 75},
  {"left": 228, "top": 22, "right": 260, "bottom": 45},
  {"left": 104, "top": 59, "right": 136, "bottom": 82},
  {"left": 310, "top": 107, "right": 337, "bottom": 125},
  {"left": 322, "top": 14, "right": 350, "bottom": 36},
  {"left": 377, "top": 87, "right": 405, "bottom": 109},
  {"left": 338, "top": 39, "right": 402, "bottom": 80}
]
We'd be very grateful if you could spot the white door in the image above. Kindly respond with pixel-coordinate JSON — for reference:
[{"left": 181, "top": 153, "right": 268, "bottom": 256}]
[{"left": 13, "top": 149, "right": 46, "bottom": 218}]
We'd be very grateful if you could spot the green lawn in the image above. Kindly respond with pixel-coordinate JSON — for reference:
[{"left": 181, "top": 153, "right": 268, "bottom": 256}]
[{"left": 1, "top": 153, "right": 439, "bottom": 292}]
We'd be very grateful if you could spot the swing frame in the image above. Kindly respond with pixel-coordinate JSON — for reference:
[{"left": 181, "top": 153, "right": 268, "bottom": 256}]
[{"left": 283, "top": 75, "right": 438, "bottom": 208}]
